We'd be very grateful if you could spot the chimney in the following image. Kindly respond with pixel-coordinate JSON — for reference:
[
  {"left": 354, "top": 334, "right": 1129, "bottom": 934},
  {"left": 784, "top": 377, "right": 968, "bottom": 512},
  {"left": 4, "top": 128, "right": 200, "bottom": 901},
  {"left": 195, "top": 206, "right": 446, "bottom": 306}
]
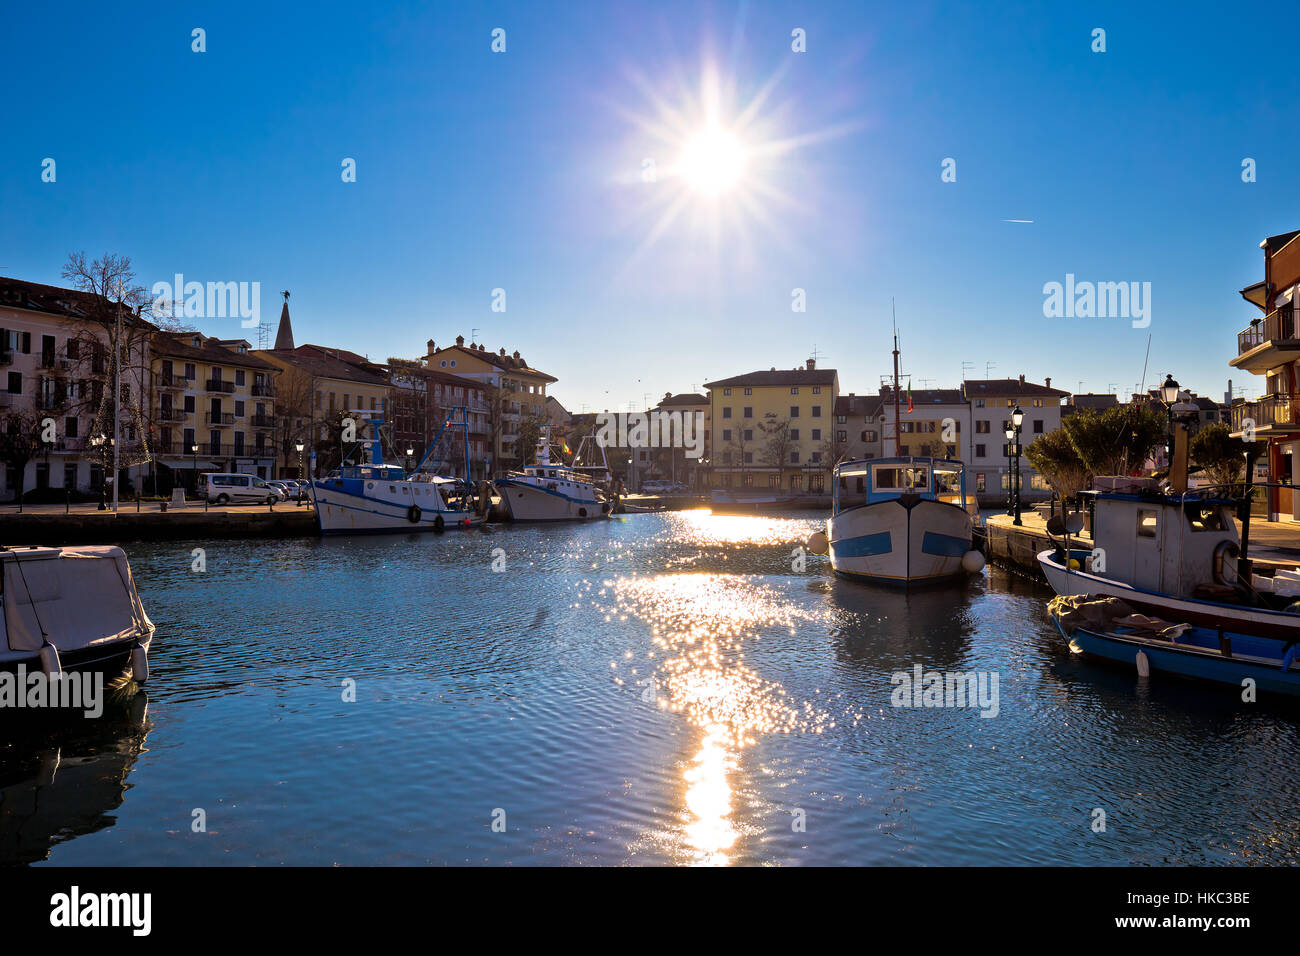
[
  {"left": 513, "top": 350, "right": 520, "bottom": 359},
  {"left": 1019, "top": 373, "right": 1025, "bottom": 385},
  {"left": 456, "top": 334, "right": 465, "bottom": 347},
  {"left": 427, "top": 339, "right": 435, "bottom": 356},
  {"left": 1044, "top": 376, "right": 1051, "bottom": 388},
  {"left": 499, "top": 347, "right": 506, "bottom": 356},
  {"left": 806, "top": 357, "right": 816, "bottom": 370}
]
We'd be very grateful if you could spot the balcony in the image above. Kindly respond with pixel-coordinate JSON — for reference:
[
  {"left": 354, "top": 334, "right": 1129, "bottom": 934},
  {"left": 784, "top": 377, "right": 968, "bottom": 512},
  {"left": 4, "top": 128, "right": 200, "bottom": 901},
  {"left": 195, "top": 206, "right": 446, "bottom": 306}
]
[
  {"left": 0, "top": 352, "right": 12, "bottom": 366},
  {"left": 158, "top": 407, "right": 187, "bottom": 422},
  {"left": 161, "top": 442, "right": 276, "bottom": 459},
  {"left": 1232, "top": 309, "right": 1300, "bottom": 373},
  {"left": 250, "top": 413, "right": 276, "bottom": 428},
  {"left": 206, "top": 412, "right": 236, "bottom": 426},
  {"left": 159, "top": 371, "right": 185, "bottom": 390},
  {"left": 206, "top": 379, "right": 236, "bottom": 393},
  {"left": 1230, "top": 394, "right": 1300, "bottom": 436},
  {"left": 251, "top": 382, "right": 274, "bottom": 397},
  {"left": 35, "top": 394, "right": 65, "bottom": 411}
]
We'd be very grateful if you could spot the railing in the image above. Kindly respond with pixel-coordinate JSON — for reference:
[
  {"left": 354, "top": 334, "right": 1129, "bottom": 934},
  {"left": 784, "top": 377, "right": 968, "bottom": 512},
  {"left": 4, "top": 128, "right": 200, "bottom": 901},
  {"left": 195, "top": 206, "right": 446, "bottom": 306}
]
[
  {"left": 35, "top": 394, "right": 64, "bottom": 410},
  {"left": 160, "top": 442, "right": 277, "bottom": 458},
  {"left": 158, "top": 407, "right": 186, "bottom": 421},
  {"left": 0, "top": 352, "right": 12, "bottom": 366},
  {"left": 250, "top": 413, "right": 276, "bottom": 427},
  {"left": 1231, "top": 394, "right": 1300, "bottom": 431},
  {"left": 159, "top": 371, "right": 184, "bottom": 388},
  {"left": 206, "top": 412, "right": 235, "bottom": 425},
  {"left": 251, "top": 382, "right": 274, "bottom": 397},
  {"left": 206, "top": 379, "right": 236, "bottom": 393},
  {"left": 1237, "top": 308, "right": 1299, "bottom": 355}
]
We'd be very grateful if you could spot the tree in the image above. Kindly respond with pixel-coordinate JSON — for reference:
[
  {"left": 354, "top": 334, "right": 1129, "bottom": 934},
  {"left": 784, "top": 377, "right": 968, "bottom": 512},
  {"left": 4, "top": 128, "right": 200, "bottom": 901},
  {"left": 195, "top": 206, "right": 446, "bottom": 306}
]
[
  {"left": 1062, "top": 404, "right": 1166, "bottom": 477},
  {"left": 1190, "top": 422, "right": 1246, "bottom": 486},
  {"left": 758, "top": 413, "right": 792, "bottom": 471},
  {"left": 272, "top": 365, "right": 316, "bottom": 477},
  {"left": 1025, "top": 427, "right": 1089, "bottom": 503},
  {"left": 0, "top": 410, "right": 43, "bottom": 502}
]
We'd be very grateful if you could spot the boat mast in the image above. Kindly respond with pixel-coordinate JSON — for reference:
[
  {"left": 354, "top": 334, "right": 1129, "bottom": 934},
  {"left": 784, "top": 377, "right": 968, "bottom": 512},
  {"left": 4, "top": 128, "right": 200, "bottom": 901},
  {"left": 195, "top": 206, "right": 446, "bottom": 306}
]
[{"left": 892, "top": 299, "right": 902, "bottom": 457}]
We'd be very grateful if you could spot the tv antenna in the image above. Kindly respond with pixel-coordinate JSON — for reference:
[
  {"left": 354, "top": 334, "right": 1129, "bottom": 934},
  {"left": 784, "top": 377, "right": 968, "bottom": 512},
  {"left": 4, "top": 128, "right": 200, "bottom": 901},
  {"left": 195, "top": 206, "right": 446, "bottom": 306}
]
[{"left": 985, "top": 361, "right": 997, "bottom": 378}]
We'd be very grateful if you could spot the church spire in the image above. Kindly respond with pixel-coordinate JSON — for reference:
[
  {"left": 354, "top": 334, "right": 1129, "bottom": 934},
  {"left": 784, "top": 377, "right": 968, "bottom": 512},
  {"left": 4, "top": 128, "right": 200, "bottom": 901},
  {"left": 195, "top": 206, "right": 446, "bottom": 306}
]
[{"left": 273, "top": 289, "right": 295, "bottom": 350}]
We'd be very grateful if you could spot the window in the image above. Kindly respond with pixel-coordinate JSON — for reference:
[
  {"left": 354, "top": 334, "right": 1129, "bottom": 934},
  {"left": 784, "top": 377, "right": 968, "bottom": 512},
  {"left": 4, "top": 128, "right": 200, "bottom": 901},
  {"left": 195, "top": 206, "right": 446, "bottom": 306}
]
[
  {"left": 743, "top": 407, "right": 753, "bottom": 418},
  {"left": 811, "top": 451, "right": 822, "bottom": 463},
  {"left": 1033, "top": 420, "right": 1044, "bottom": 433},
  {"left": 837, "top": 430, "right": 846, "bottom": 442},
  {"left": 743, "top": 387, "right": 752, "bottom": 396},
  {"left": 975, "top": 398, "right": 985, "bottom": 407},
  {"left": 863, "top": 430, "right": 877, "bottom": 442},
  {"left": 743, "top": 451, "right": 753, "bottom": 464},
  {"left": 791, "top": 387, "right": 799, "bottom": 395},
  {"left": 722, "top": 407, "right": 732, "bottom": 419},
  {"left": 790, "top": 451, "right": 800, "bottom": 463},
  {"left": 837, "top": 415, "right": 846, "bottom": 424},
  {"left": 976, "top": 473, "right": 986, "bottom": 492},
  {"left": 790, "top": 406, "right": 800, "bottom": 418},
  {"left": 6, "top": 372, "right": 19, "bottom": 394},
  {"left": 812, "top": 386, "right": 821, "bottom": 394},
  {"left": 1137, "top": 509, "right": 1158, "bottom": 538},
  {"left": 723, "top": 387, "right": 731, "bottom": 396},
  {"left": 184, "top": 395, "right": 196, "bottom": 413},
  {"left": 790, "top": 428, "right": 800, "bottom": 440},
  {"left": 722, "top": 429, "right": 732, "bottom": 442},
  {"left": 235, "top": 369, "right": 246, "bottom": 386},
  {"left": 976, "top": 444, "right": 986, "bottom": 458},
  {"left": 65, "top": 416, "right": 78, "bottom": 438},
  {"left": 976, "top": 421, "right": 990, "bottom": 434},
  {"left": 235, "top": 400, "right": 245, "bottom": 417},
  {"left": 41, "top": 335, "right": 55, "bottom": 367},
  {"left": 811, "top": 428, "right": 821, "bottom": 441},
  {"left": 812, "top": 405, "right": 822, "bottom": 417},
  {"left": 768, "top": 474, "right": 779, "bottom": 487},
  {"left": 184, "top": 362, "right": 196, "bottom": 380},
  {"left": 743, "top": 428, "right": 753, "bottom": 441}
]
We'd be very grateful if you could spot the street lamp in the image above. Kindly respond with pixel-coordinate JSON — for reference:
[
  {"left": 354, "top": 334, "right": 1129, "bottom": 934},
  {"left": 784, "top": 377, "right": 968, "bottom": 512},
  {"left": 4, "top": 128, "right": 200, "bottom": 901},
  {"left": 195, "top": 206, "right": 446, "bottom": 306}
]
[
  {"left": 1010, "top": 403, "right": 1024, "bottom": 526},
  {"left": 90, "top": 434, "right": 107, "bottom": 509},
  {"left": 296, "top": 439, "right": 306, "bottom": 505},
  {"left": 1160, "top": 373, "right": 1180, "bottom": 466},
  {"left": 190, "top": 441, "right": 198, "bottom": 497},
  {"left": 1004, "top": 425, "right": 1015, "bottom": 516}
]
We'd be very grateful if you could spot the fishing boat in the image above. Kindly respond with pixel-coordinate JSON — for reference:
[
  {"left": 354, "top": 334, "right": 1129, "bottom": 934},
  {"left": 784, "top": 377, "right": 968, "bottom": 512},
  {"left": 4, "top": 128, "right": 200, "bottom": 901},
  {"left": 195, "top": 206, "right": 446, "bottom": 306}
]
[
  {"left": 806, "top": 325, "right": 983, "bottom": 586},
  {"left": 1, "top": 545, "right": 153, "bottom": 683},
  {"left": 313, "top": 410, "right": 477, "bottom": 534},
  {"left": 1048, "top": 593, "right": 1300, "bottom": 695},
  {"left": 494, "top": 427, "right": 613, "bottom": 522}
]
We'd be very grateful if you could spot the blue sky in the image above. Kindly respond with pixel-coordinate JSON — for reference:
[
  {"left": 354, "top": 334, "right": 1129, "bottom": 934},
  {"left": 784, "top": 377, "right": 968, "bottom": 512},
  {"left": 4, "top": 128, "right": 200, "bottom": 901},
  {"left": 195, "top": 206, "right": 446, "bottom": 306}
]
[{"left": 3, "top": 0, "right": 1298, "bottom": 412}]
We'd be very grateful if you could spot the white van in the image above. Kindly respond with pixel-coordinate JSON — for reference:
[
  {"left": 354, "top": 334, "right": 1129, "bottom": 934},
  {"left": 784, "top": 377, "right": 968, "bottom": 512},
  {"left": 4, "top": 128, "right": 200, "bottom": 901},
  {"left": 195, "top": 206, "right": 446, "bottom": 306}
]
[{"left": 202, "top": 472, "right": 282, "bottom": 505}]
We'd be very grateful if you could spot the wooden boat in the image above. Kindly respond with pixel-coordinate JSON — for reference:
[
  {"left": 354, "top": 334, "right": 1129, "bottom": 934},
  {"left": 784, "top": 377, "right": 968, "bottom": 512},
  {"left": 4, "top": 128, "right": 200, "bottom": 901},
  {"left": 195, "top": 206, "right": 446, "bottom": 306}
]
[{"left": 709, "top": 490, "right": 798, "bottom": 514}]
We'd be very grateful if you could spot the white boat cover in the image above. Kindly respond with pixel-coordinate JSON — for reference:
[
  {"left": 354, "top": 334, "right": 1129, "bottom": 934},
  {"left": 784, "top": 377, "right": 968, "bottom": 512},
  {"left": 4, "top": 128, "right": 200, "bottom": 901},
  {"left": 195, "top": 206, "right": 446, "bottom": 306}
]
[{"left": 2, "top": 546, "right": 153, "bottom": 654}]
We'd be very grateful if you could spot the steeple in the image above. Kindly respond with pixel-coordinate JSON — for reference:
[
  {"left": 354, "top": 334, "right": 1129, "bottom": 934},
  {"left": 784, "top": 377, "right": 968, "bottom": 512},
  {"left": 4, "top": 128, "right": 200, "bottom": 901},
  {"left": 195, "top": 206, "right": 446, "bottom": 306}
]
[{"left": 273, "top": 289, "right": 295, "bottom": 350}]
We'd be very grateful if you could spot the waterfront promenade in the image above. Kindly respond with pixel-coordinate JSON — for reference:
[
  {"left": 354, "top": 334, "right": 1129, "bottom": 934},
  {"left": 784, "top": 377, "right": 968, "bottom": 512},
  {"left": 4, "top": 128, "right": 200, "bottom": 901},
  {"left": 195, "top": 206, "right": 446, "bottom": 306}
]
[{"left": 0, "top": 499, "right": 317, "bottom": 544}]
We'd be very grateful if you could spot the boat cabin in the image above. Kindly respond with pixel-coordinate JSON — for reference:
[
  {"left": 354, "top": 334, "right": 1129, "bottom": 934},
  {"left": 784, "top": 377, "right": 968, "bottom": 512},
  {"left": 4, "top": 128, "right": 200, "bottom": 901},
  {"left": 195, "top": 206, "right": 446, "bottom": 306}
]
[
  {"left": 340, "top": 464, "right": 407, "bottom": 481},
  {"left": 833, "top": 456, "right": 975, "bottom": 515},
  {"left": 1083, "top": 490, "right": 1240, "bottom": 598}
]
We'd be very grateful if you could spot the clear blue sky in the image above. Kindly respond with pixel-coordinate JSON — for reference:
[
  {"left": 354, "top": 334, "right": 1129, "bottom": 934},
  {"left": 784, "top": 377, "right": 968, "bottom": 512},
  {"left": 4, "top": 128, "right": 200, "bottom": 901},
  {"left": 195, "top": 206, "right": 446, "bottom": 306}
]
[{"left": 3, "top": 0, "right": 1297, "bottom": 412}]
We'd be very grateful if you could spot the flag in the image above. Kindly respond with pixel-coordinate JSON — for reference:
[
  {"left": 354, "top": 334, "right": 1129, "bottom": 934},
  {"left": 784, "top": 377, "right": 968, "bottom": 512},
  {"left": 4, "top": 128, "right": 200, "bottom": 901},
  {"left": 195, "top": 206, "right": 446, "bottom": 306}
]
[{"left": 906, "top": 382, "right": 913, "bottom": 413}]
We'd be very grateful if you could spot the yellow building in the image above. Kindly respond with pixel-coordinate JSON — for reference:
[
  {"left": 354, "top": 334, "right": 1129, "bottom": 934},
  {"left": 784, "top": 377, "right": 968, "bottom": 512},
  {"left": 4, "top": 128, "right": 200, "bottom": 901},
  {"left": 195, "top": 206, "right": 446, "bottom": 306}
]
[
  {"left": 150, "top": 332, "right": 281, "bottom": 488},
  {"left": 704, "top": 360, "right": 840, "bottom": 492},
  {"left": 425, "top": 335, "right": 557, "bottom": 471}
]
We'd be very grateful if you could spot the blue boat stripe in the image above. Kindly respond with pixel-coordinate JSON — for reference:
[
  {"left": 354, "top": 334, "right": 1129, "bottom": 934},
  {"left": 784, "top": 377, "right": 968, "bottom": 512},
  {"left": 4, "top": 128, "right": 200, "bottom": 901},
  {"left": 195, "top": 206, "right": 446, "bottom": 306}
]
[
  {"left": 830, "top": 531, "right": 891, "bottom": 558},
  {"left": 922, "top": 531, "right": 970, "bottom": 558}
]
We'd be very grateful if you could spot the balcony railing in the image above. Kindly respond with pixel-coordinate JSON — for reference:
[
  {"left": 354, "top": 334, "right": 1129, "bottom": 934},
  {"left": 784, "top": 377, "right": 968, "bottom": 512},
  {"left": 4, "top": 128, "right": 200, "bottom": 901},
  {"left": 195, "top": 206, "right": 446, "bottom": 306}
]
[
  {"left": 0, "top": 352, "right": 12, "bottom": 366},
  {"left": 206, "top": 379, "right": 236, "bottom": 393},
  {"left": 1232, "top": 394, "right": 1300, "bottom": 431},
  {"left": 159, "top": 371, "right": 185, "bottom": 389},
  {"left": 206, "top": 412, "right": 236, "bottom": 425},
  {"left": 250, "top": 413, "right": 276, "bottom": 427},
  {"left": 35, "top": 394, "right": 65, "bottom": 410},
  {"left": 158, "top": 442, "right": 276, "bottom": 458},
  {"left": 1237, "top": 308, "right": 1299, "bottom": 356},
  {"left": 158, "top": 407, "right": 187, "bottom": 421},
  {"left": 251, "top": 382, "right": 274, "bottom": 397}
]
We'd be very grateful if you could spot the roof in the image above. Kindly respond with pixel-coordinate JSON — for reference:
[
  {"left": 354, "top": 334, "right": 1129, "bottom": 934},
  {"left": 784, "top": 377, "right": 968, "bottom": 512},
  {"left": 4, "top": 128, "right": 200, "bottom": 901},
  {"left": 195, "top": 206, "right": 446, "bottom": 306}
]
[
  {"left": 274, "top": 297, "right": 295, "bottom": 350},
  {"left": 1262, "top": 230, "right": 1300, "bottom": 253},
  {"left": 1068, "top": 393, "right": 1120, "bottom": 410},
  {"left": 259, "top": 345, "right": 390, "bottom": 386},
  {"left": 962, "top": 378, "right": 1069, "bottom": 399},
  {"left": 0, "top": 275, "right": 158, "bottom": 331},
  {"left": 705, "top": 367, "right": 837, "bottom": 389},
  {"left": 152, "top": 332, "right": 279, "bottom": 370},
  {"left": 432, "top": 343, "right": 558, "bottom": 383},
  {"left": 655, "top": 392, "right": 708, "bottom": 408},
  {"left": 835, "top": 393, "right": 886, "bottom": 417},
  {"left": 882, "top": 387, "right": 965, "bottom": 407}
]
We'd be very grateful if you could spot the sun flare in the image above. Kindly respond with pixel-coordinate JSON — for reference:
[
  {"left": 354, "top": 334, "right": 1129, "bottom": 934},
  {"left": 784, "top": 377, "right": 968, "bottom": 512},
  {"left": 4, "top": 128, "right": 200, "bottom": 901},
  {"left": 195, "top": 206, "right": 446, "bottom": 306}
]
[{"left": 677, "top": 125, "right": 748, "bottom": 197}]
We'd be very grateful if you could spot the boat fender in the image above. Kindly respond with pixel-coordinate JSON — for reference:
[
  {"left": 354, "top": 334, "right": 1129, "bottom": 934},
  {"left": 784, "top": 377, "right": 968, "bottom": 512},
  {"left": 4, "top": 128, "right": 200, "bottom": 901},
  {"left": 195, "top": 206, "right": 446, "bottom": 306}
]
[
  {"left": 38, "top": 642, "right": 61, "bottom": 677},
  {"left": 578, "top": 507, "right": 588, "bottom": 518},
  {"left": 1282, "top": 643, "right": 1298, "bottom": 672},
  {"left": 1213, "top": 541, "right": 1240, "bottom": 585},
  {"left": 806, "top": 531, "right": 829, "bottom": 556},
  {"left": 961, "top": 550, "right": 986, "bottom": 574},
  {"left": 407, "top": 504, "right": 422, "bottom": 524},
  {"left": 1135, "top": 650, "right": 1150, "bottom": 678},
  {"left": 131, "top": 645, "right": 149, "bottom": 684},
  {"left": 433, "top": 514, "right": 445, "bottom": 533}
]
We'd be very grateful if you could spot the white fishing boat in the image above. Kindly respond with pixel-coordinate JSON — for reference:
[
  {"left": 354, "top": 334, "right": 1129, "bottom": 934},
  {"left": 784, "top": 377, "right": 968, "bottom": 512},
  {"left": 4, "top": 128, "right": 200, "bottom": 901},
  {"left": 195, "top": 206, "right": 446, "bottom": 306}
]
[
  {"left": 811, "top": 456, "right": 983, "bottom": 585},
  {"left": 313, "top": 410, "right": 477, "bottom": 534},
  {"left": 1, "top": 545, "right": 154, "bottom": 683},
  {"left": 494, "top": 428, "right": 613, "bottom": 522}
]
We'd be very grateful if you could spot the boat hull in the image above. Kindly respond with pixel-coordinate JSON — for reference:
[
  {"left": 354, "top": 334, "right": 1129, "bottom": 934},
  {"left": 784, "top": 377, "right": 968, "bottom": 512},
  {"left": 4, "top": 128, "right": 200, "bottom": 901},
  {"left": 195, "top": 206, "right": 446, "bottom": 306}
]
[
  {"left": 828, "top": 498, "right": 973, "bottom": 586},
  {"left": 1052, "top": 618, "right": 1300, "bottom": 696},
  {"left": 496, "top": 478, "right": 607, "bottom": 522},
  {"left": 1038, "top": 549, "right": 1300, "bottom": 641},
  {"left": 312, "top": 481, "right": 473, "bottom": 534}
]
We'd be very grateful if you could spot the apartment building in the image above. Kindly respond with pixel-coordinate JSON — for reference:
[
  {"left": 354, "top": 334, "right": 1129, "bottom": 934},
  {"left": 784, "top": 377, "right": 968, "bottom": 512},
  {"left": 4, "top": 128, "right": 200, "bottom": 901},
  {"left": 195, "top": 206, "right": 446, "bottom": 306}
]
[
  {"left": 963, "top": 376, "right": 1068, "bottom": 503},
  {"left": 150, "top": 332, "right": 280, "bottom": 488},
  {"left": 388, "top": 357, "right": 491, "bottom": 479},
  {"left": 647, "top": 391, "right": 711, "bottom": 489},
  {"left": 704, "top": 360, "right": 840, "bottom": 492},
  {"left": 0, "top": 276, "right": 152, "bottom": 499},
  {"left": 879, "top": 387, "right": 971, "bottom": 463},
  {"left": 833, "top": 392, "right": 886, "bottom": 464},
  {"left": 425, "top": 335, "right": 557, "bottom": 472},
  {"left": 1229, "top": 228, "right": 1300, "bottom": 520}
]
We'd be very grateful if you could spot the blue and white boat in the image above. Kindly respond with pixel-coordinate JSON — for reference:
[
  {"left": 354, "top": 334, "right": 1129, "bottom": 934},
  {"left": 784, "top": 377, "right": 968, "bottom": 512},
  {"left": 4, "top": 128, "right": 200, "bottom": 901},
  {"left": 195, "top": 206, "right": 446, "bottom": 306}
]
[
  {"left": 313, "top": 410, "right": 477, "bottom": 535},
  {"left": 494, "top": 427, "right": 613, "bottom": 522},
  {"left": 1048, "top": 594, "right": 1300, "bottom": 696},
  {"left": 809, "top": 456, "right": 984, "bottom": 586}
]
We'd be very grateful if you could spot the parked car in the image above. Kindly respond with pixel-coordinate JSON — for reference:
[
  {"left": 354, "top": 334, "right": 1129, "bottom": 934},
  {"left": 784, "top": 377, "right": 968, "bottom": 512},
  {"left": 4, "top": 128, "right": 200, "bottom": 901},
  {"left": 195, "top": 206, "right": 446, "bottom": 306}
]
[
  {"left": 202, "top": 473, "right": 282, "bottom": 505},
  {"left": 266, "top": 480, "right": 292, "bottom": 498},
  {"left": 640, "top": 480, "right": 672, "bottom": 494}
]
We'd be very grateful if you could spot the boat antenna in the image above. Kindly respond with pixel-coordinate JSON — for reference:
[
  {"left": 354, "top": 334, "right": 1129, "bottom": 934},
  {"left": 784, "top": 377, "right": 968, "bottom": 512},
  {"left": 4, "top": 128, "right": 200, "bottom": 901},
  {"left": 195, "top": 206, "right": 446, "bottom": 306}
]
[{"left": 892, "top": 299, "right": 902, "bottom": 457}]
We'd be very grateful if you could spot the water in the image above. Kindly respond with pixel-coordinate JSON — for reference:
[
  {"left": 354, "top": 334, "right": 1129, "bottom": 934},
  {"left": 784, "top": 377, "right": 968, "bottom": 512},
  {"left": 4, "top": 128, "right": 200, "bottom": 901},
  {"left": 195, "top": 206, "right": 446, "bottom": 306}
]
[{"left": 3, "top": 509, "right": 1298, "bottom": 866}]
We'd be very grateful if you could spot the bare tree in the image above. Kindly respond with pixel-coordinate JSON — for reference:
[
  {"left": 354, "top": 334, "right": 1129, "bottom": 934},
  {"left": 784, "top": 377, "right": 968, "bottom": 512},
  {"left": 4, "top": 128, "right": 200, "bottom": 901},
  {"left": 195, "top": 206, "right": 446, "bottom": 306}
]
[
  {"left": 272, "top": 365, "right": 315, "bottom": 476},
  {"left": 0, "top": 409, "right": 43, "bottom": 502}
]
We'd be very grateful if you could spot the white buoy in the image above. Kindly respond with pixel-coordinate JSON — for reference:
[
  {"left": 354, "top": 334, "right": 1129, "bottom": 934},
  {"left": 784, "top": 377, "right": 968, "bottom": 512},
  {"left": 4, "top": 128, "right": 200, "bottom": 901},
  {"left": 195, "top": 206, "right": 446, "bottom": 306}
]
[
  {"left": 806, "top": 531, "right": 829, "bottom": 556},
  {"left": 38, "top": 642, "right": 61, "bottom": 677},
  {"left": 1135, "top": 650, "right": 1150, "bottom": 677},
  {"left": 131, "top": 645, "right": 149, "bottom": 684},
  {"left": 961, "top": 549, "right": 986, "bottom": 574}
]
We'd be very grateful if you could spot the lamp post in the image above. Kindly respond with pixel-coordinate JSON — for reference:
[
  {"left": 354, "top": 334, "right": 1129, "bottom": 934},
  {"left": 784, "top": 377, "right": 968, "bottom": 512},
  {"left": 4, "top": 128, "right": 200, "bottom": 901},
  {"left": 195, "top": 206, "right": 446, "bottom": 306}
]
[
  {"left": 1160, "top": 373, "right": 1180, "bottom": 468},
  {"left": 190, "top": 441, "right": 198, "bottom": 497},
  {"left": 1010, "top": 404, "right": 1024, "bottom": 526},
  {"left": 296, "top": 439, "right": 305, "bottom": 505},
  {"left": 1004, "top": 425, "right": 1015, "bottom": 516},
  {"left": 91, "top": 434, "right": 107, "bottom": 509}
]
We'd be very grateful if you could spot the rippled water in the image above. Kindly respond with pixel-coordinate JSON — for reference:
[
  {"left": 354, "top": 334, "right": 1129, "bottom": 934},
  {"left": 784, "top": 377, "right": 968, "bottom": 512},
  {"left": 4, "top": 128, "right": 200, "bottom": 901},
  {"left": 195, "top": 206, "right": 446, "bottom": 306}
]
[{"left": 3, "top": 509, "right": 1298, "bottom": 866}]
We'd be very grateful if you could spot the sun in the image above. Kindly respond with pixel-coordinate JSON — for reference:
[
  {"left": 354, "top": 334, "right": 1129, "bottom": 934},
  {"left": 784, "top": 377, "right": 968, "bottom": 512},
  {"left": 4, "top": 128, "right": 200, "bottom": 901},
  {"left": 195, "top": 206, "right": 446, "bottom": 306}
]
[{"left": 677, "top": 125, "right": 748, "bottom": 197}]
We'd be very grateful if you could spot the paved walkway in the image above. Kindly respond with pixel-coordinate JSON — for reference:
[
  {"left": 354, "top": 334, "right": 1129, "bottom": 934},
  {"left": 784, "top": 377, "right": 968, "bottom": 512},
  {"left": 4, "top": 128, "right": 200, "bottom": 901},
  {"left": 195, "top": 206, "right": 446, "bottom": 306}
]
[{"left": 0, "top": 500, "right": 314, "bottom": 517}]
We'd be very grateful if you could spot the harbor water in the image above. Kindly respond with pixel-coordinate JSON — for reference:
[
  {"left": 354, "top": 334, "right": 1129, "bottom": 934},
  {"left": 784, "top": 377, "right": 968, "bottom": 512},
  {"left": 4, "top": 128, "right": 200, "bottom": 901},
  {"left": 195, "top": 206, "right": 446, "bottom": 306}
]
[{"left": 3, "top": 510, "right": 1298, "bottom": 866}]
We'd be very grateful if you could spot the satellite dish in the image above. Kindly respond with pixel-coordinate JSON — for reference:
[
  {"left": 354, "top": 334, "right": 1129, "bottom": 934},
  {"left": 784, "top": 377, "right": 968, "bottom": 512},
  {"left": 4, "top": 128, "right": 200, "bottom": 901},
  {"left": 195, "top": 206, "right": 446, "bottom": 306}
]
[{"left": 1046, "top": 513, "right": 1084, "bottom": 536}]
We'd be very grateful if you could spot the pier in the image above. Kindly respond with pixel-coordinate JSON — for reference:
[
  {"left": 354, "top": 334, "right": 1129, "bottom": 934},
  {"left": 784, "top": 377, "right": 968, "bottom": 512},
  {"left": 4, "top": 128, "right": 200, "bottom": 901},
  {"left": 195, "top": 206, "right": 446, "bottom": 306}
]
[{"left": 0, "top": 501, "right": 317, "bottom": 545}]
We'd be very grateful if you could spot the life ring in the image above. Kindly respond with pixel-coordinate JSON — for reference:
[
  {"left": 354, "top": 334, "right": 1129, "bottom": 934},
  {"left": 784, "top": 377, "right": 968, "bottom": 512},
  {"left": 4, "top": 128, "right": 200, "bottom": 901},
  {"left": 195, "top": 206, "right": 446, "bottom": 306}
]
[
  {"left": 407, "top": 504, "right": 421, "bottom": 523},
  {"left": 1213, "top": 540, "right": 1240, "bottom": 585},
  {"left": 433, "top": 514, "right": 445, "bottom": 533}
]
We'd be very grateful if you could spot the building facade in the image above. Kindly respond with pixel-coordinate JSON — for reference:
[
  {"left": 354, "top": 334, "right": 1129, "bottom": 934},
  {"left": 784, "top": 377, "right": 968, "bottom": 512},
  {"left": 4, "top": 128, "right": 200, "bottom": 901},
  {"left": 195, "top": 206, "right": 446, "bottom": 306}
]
[{"left": 962, "top": 377, "right": 1069, "bottom": 504}]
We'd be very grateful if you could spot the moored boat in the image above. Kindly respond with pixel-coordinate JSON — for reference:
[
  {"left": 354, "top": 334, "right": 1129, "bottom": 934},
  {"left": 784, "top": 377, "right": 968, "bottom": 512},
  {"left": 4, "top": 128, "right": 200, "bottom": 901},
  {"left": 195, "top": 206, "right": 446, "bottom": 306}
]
[
  {"left": 1, "top": 545, "right": 154, "bottom": 685},
  {"left": 494, "top": 428, "right": 613, "bottom": 522},
  {"left": 709, "top": 490, "right": 799, "bottom": 514}
]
